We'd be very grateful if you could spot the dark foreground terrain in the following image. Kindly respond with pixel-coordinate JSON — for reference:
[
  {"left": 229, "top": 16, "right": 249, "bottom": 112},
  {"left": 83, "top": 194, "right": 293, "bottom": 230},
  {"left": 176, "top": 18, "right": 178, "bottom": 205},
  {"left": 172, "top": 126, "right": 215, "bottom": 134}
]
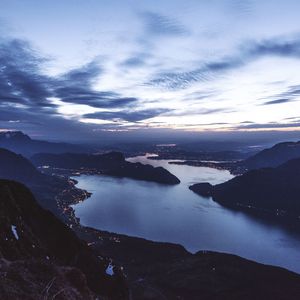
[
  {"left": 76, "top": 225, "right": 300, "bottom": 300},
  {"left": 0, "top": 180, "right": 128, "bottom": 299}
]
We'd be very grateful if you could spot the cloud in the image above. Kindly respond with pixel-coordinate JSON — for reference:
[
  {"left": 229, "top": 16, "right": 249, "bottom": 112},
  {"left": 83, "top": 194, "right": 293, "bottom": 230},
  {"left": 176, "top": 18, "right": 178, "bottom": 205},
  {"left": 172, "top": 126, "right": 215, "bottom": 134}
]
[
  {"left": 0, "top": 39, "right": 54, "bottom": 110},
  {"left": 146, "top": 36, "right": 300, "bottom": 90},
  {"left": 1, "top": 30, "right": 300, "bottom": 141},
  {"left": 146, "top": 56, "right": 245, "bottom": 90},
  {"left": 240, "top": 120, "right": 255, "bottom": 124},
  {"left": 284, "top": 116, "right": 300, "bottom": 122},
  {"left": 120, "top": 52, "right": 151, "bottom": 68},
  {"left": 141, "top": 12, "right": 189, "bottom": 37},
  {"left": 0, "top": 37, "right": 140, "bottom": 114},
  {"left": 121, "top": 57, "right": 146, "bottom": 67},
  {"left": 55, "top": 87, "right": 138, "bottom": 109},
  {"left": 262, "top": 98, "right": 292, "bottom": 105},
  {"left": 54, "top": 60, "right": 139, "bottom": 108},
  {"left": 234, "top": 122, "right": 300, "bottom": 130},
  {"left": 247, "top": 38, "right": 300, "bottom": 58},
  {"left": 0, "top": 37, "right": 143, "bottom": 139},
  {"left": 84, "top": 108, "right": 171, "bottom": 122},
  {"left": 163, "top": 107, "right": 234, "bottom": 118},
  {"left": 260, "top": 84, "right": 300, "bottom": 106},
  {"left": 284, "top": 84, "right": 300, "bottom": 96}
]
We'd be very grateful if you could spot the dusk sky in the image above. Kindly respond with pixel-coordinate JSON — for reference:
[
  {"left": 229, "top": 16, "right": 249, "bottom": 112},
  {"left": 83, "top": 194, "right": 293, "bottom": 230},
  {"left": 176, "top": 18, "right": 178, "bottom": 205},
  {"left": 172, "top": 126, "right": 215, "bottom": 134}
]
[{"left": 1, "top": 0, "right": 300, "bottom": 141}]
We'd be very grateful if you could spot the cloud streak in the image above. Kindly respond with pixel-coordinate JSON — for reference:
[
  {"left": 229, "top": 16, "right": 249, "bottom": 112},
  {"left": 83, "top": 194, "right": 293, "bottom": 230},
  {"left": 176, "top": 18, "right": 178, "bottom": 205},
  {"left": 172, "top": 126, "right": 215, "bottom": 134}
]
[
  {"left": 260, "top": 84, "right": 300, "bottom": 106},
  {"left": 147, "top": 36, "right": 300, "bottom": 90},
  {"left": 84, "top": 108, "right": 171, "bottom": 122},
  {"left": 141, "top": 12, "right": 189, "bottom": 37}
]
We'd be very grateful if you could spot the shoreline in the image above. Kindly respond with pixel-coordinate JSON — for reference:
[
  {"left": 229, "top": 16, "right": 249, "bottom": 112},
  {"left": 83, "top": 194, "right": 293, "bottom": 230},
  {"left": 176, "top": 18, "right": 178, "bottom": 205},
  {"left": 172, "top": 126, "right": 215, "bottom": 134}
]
[
  {"left": 57, "top": 177, "right": 300, "bottom": 299},
  {"left": 62, "top": 174, "right": 300, "bottom": 275}
]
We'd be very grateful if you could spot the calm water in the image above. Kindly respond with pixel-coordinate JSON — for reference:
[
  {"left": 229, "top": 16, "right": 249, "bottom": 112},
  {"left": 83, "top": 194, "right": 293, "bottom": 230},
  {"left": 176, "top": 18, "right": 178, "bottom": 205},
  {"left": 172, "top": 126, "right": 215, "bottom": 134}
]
[{"left": 72, "top": 154, "right": 300, "bottom": 273}]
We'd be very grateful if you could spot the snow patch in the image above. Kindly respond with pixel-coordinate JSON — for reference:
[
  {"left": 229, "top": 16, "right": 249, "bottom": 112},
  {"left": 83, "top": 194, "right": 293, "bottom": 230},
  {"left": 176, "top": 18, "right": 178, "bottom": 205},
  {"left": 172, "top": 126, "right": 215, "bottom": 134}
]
[
  {"left": 105, "top": 263, "right": 114, "bottom": 276},
  {"left": 11, "top": 225, "right": 19, "bottom": 240}
]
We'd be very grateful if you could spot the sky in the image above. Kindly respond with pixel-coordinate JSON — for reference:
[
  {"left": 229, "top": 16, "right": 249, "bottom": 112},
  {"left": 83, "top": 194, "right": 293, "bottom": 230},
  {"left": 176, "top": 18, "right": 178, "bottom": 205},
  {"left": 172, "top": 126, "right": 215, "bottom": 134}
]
[{"left": 0, "top": 0, "right": 300, "bottom": 142}]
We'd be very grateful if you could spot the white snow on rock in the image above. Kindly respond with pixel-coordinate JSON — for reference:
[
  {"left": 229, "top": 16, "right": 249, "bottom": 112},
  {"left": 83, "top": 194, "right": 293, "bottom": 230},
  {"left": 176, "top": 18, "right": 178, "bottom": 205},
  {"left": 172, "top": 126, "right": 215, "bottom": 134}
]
[
  {"left": 105, "top": 263, "right": 114, "bottom": 276},
  {"left": 11, "top": 225, "right": 19, "bottom": 240}
]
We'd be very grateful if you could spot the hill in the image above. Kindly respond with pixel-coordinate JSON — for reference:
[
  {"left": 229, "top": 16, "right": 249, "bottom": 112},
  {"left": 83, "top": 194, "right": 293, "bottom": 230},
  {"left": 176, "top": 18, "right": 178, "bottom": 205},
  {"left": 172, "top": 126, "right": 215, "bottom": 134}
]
[
  {"left": 190, "top": 158, "right": 300, "bottom": 219},
  {"left": 31, "top": 152, "right": 180, "bottom": 185},
  {"left": 0, "top": 147, "right": 87, "bottom": 215},
  {"left": 239, "top": 140, "right": 300, "bottom": 171},
  {"left": 0, "top": 179, "right": 128, "bottom": 299}
]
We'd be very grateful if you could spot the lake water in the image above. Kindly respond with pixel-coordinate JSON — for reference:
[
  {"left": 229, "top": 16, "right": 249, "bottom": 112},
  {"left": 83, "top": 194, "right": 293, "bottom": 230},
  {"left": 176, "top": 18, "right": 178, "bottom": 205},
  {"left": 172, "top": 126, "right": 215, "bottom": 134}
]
[{"left": 72, "top": 154, "right": 300, "bottom": 273}]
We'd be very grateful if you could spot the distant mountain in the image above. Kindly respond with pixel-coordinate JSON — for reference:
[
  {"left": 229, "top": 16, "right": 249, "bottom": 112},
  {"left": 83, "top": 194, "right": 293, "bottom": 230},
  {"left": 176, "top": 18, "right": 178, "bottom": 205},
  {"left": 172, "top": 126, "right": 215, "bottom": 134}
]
[
  {"left": 170, "top": 140, "right": 300, "bottom": 175},
  {"left": 0, "top": 131, "right": 88, "bottom": 157},
  {"left": 240, "top": 141, "right": 300, "bottom": 171},
  {"left": 0, "top": 179, "right": 128, "bottom": 299},
  {"left": 190, "top": 158, "right": 300, "bottom": 219},
  {"left": 32, "top": 152, "right": 180, "bottom": 185}
]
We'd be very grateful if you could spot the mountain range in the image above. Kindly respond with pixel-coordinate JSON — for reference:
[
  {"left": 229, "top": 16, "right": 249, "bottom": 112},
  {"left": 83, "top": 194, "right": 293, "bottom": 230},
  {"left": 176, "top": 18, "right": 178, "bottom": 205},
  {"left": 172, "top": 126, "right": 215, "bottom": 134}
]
[{"left": 0, "top": 131, "right": 87, "bottom": 157}]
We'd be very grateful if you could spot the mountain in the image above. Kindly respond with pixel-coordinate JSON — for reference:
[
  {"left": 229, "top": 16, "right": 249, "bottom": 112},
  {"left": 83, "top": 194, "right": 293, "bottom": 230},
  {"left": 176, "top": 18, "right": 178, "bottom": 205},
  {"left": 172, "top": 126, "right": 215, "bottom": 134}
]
[
  {"left": 0, "top": 147, "right": 88, "bottom": 216},
  {"left": 0, "top": 131, "right": 87, "bottom": 157},
  {"left": 31, "top": 152, "right": 180, "bottom": 185},
  {"left": 0, "top": 148, "right": 42, "bottom": 183},
  {"left": 0, "top": 179, "right": 128, "bottom": 299},
  {"left": 190, "top": 158, "right": 300, "bottom": 219},
  {"left": 240, "top": 140, "right": 300, "bottom": 171}
]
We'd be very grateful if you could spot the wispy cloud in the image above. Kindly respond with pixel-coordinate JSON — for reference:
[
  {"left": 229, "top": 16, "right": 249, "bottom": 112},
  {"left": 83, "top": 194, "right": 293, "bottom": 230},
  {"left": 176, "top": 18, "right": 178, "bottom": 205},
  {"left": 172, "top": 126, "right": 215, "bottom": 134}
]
[
  {"left": 141, "top": 12, "right": 189, "bottom": 37},
  {"left": 247, "top": 38, "right": 300, "bottom": 58},
  {"left": 84, "top": 108, "right": 171, "bottom": 122},
  {"left": 146, "top": 36, "right": 300, "bottom": 90},
  {"left": 260, "top": 84, "right": 300, "bottom": 105},
  {"left": 233, "top": 122, "right": 300, "bottom": 130},
  {"left": 262, "top": 98, "right": 292, "bottom": 105},
  {"left": 165, "top": 107, "right": 234, "bottom": 117}
]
